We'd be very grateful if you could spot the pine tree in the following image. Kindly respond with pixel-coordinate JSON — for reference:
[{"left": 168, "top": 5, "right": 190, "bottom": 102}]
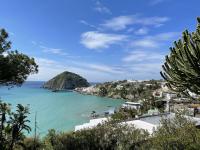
[{"left": 161, "top": 17, "right": 200, "bottom": 95}]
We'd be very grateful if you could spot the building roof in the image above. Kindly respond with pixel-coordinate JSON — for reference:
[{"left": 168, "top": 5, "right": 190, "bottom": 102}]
[
  {"left": 121, "top": 120, "right": 157, "bottom": 134},
  {"left": 75, "top": 113, "right": 200, "bottom": 132},
  {"left": 124, "top": 102, "right": 141, "bottom": 105},
  {"left": 75, "top": 118, "right": 108, "bottom": 131}
]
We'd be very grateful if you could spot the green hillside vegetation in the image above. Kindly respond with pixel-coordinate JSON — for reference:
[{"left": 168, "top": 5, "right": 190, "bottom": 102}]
[
  {"left": 95, "top": 80, "right": 161, "bottom": 101},
  {"left": 43, "top": 71, "right": 89, "bottom": 90}
]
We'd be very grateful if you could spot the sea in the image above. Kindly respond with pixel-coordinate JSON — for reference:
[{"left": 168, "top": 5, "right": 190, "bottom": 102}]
[{"left": 0, "top": 81, "right": 124, "bottom": 136}]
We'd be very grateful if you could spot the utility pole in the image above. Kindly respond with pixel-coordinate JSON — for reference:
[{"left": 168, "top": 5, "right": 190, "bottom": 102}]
[{"left": 34, "top": 112, "right": 37, "bottom": 150}]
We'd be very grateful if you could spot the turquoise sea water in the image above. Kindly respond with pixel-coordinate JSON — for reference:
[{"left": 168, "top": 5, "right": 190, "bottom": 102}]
[{"left": 0, "top": 82, "right": 124, "bottom": 136}]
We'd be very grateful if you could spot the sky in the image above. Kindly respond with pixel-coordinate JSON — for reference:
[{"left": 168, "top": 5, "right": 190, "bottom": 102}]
[{"left": 0, "top": 0, "right": 199, "bottom": 82}]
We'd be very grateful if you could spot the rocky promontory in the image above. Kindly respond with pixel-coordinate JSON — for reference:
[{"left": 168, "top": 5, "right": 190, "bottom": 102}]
[{"left": 43, "top": 71, "right": 89, "bottom": 90}]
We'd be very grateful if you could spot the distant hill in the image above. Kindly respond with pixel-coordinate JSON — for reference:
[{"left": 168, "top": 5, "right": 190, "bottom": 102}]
[{"left": 43, "top": 71, "right": 89, "bottom": 90}]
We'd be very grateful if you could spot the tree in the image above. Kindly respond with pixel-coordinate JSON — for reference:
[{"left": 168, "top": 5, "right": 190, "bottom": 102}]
[
  {"left": 0, "top": 103, "right": 31, "bottom": 150},
  {"left": 111, "top": 108, "right": 138, "bottom": 121},
  {"left": 130, "top": 87, "right": 137, "bottom": 99},
  {"left": 9, "top": 104, "right": 31, "bottom": 149},
  {"left": 0, "top": 28, "right": 38, "bottom": 86},
  {"left": 160, "top": 18, "right": 200, "bottom": 95},
  {"left": 99, "top": 86, "right": 107, "bottom": 97},
  {"left": 0, "top": 28, "right": 38, "bottom": 149},
  {"left": 120, "top": 87, "right": 127, "bottom": 99},
  {"left": 0, "top": 102, "right": 11, "bottom": 149},
  {"left": 137, "top": 84, "right": 144, "bottom": 96}
]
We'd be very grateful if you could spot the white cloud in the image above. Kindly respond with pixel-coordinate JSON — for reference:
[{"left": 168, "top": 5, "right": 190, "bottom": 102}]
[
  {"left": 101, "top": 15, "right": 169, "bottom": 31},
  {"left": 121, "top": 62, "right": 163, "bottom": 80},
  {"left": 150, "top": 0, "right": 166, "bottom": 5},
  {"left": 88, "top": 64, "right": 124, "bottom": 74},
  {"left": 121, "top": 32, "right": 179, "bottom": 79},
  {"left": 130, "top": 32, "right": 179, "bottom": 48},
  {"left": 94, "top": 1, "right": 111, "bottom": 14},
  {"left": 102, "top": 15, "right": 134, "bottom": 31},
  {"left": 31, "top": 41, "right": 68, "bottom": 56},
  {"left": 35, "top": 58, "right": 58, "bottom": 66},
  {"left": 70, "top": 61, "right": 124, "bottom": 74},
  {"left": 126, "top": 28, "right": 134, "bottom": 33},
  {"left": 131, "top": 39, "right": 158, "bottom": 48},
  {"left": 31, "top": 41, "right": 37, "bottom": 45},
  {"left": 153, "top": 32, "right": 179, "bottom": 40},
  {"left": 80, "top": 20, "right": 98, "bottom": 29},
  {"left": 81, "top": 31, "right": 127, "bottom": 49},
  {"left": 122, "top": 50, "right": 164, "bottom": 62},
  {"left": 40, "top": 46, "right": 68, "bottom": 56},
  {"left": 134, "top": 27, "right": 149, "bottom": 35}
]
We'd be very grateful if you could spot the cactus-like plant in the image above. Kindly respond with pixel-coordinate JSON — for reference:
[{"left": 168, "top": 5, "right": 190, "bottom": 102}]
[{"left": 161, "top": 17, "right": 200, "bottom": 95}]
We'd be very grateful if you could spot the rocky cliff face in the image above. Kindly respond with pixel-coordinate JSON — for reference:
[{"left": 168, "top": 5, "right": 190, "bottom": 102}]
[{"left": 43, "top": 71, "right": 89, "bottom": 90}]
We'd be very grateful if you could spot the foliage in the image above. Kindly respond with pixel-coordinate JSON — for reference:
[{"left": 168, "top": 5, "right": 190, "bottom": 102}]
[
  {"left": 140, "top": 96, "right": 156, "bottom": 114},
  {"left": 43, "top": 123, "right": 150, "bottom": 150},
  {"left": 111, "top": 108, "right": 138, "bottom": 121},
  {"left": 161, "top": 17, "right": 200, "bottom": 95},
  {"left": 98, "top": 86, "right": 107, "bottom": 97},
  {"left": 120, "top": 87, "right": 127, "bottom": 99},
  {"left": 0, "top": 102, "right": 31, "bottom": 150},
  {"left": 94, "top": 80, "right": 161, "bottom": 101},
  {"left": 15, "top": 137, "right": 44, "bottom": 150},
  {"left": 0, "top": 28, "right": 38, "bottom": 86},
  {"left": 18, "top": 113, "right": 200, "bottom": 150},
  {"left": 151, "top": 113, "right": 200, "bottom": 149}
]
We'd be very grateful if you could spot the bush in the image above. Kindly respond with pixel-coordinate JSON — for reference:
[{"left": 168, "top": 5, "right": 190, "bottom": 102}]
[
  {"left": 151, "top": 113, "right": 200, "bottom": 149},
  {"left": 43, "top": 123, "right": 149, "bottom": 150},
  {"left": 111, "top": 108, "right": 138, "bottom": 121},
  {"left": 16, "top": 137, "right": 44, "bottom": 150}
]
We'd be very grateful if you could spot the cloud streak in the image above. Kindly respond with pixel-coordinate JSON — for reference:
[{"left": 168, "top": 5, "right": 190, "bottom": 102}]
[
  {"left": 94, "top": 1, "right": 111, "bottom": 14},
  {"left": 81, "top": 31, "right": 127, "bottom": 50},
  {"left": 80, "top": 20, "right": 98, "bottom": 29},
  {"left": 101, "top": 15, "right": 169, "bottom": 31},
  {"left": 130, "top": 32, "right": 179, "bottom": 48},
  {"left": 150, "top": 0, "right": 166, "bottom": 6},
  {"left": 40, "top": 46, "right": 68, "bottom": 56},
  {"left": 122, "top": 50, "right": 164, "bottom": 62}
]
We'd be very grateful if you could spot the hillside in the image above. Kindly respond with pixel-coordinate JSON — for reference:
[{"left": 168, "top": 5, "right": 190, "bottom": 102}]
[
  {"left": 75, "top": 80, "right": 162, "bottom": 101},
  {"left": 43, "top": 71, "right": 89, "bottom": 90}
]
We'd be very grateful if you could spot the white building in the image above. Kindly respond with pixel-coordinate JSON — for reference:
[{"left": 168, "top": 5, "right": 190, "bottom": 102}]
[
  {"left": 121, "top": 102, "right": 142, "bottom": 110},
  {"left": 75, "top": 113, "right": 200, "bottom": 134},
  {"left": 75, "top": 118, "right": 108, "bottom": 131},
  {"left": 165, "top": 92, "right": 177, "bottom": 100}
]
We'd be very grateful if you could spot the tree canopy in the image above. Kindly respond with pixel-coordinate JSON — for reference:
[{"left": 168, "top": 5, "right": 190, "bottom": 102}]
[
  {"left": 0, "top": 28, "right": 38, "bottom": 86},
  {"left": 161, "top": 17, "right": 200, "bottom": 95}
]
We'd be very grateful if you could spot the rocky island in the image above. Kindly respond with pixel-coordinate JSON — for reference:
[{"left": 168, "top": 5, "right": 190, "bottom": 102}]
[{"left": 43, "top": 71, "right": 89, "bottom": 90}]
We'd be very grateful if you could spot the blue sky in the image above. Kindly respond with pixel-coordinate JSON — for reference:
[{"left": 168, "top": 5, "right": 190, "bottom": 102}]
[{"left": 0, "top": 0, "right": 199, "bottom": 82}]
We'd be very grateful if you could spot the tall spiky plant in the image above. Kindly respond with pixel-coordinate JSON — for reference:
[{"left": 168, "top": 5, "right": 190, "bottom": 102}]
[{"left": 161, "top": 17, "right": 200, "bottom": 95}]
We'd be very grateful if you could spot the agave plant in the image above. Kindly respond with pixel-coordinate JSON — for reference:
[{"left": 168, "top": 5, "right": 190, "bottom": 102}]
[{"left": 161, "top": 17, "right": 200, "bottom": 95}]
